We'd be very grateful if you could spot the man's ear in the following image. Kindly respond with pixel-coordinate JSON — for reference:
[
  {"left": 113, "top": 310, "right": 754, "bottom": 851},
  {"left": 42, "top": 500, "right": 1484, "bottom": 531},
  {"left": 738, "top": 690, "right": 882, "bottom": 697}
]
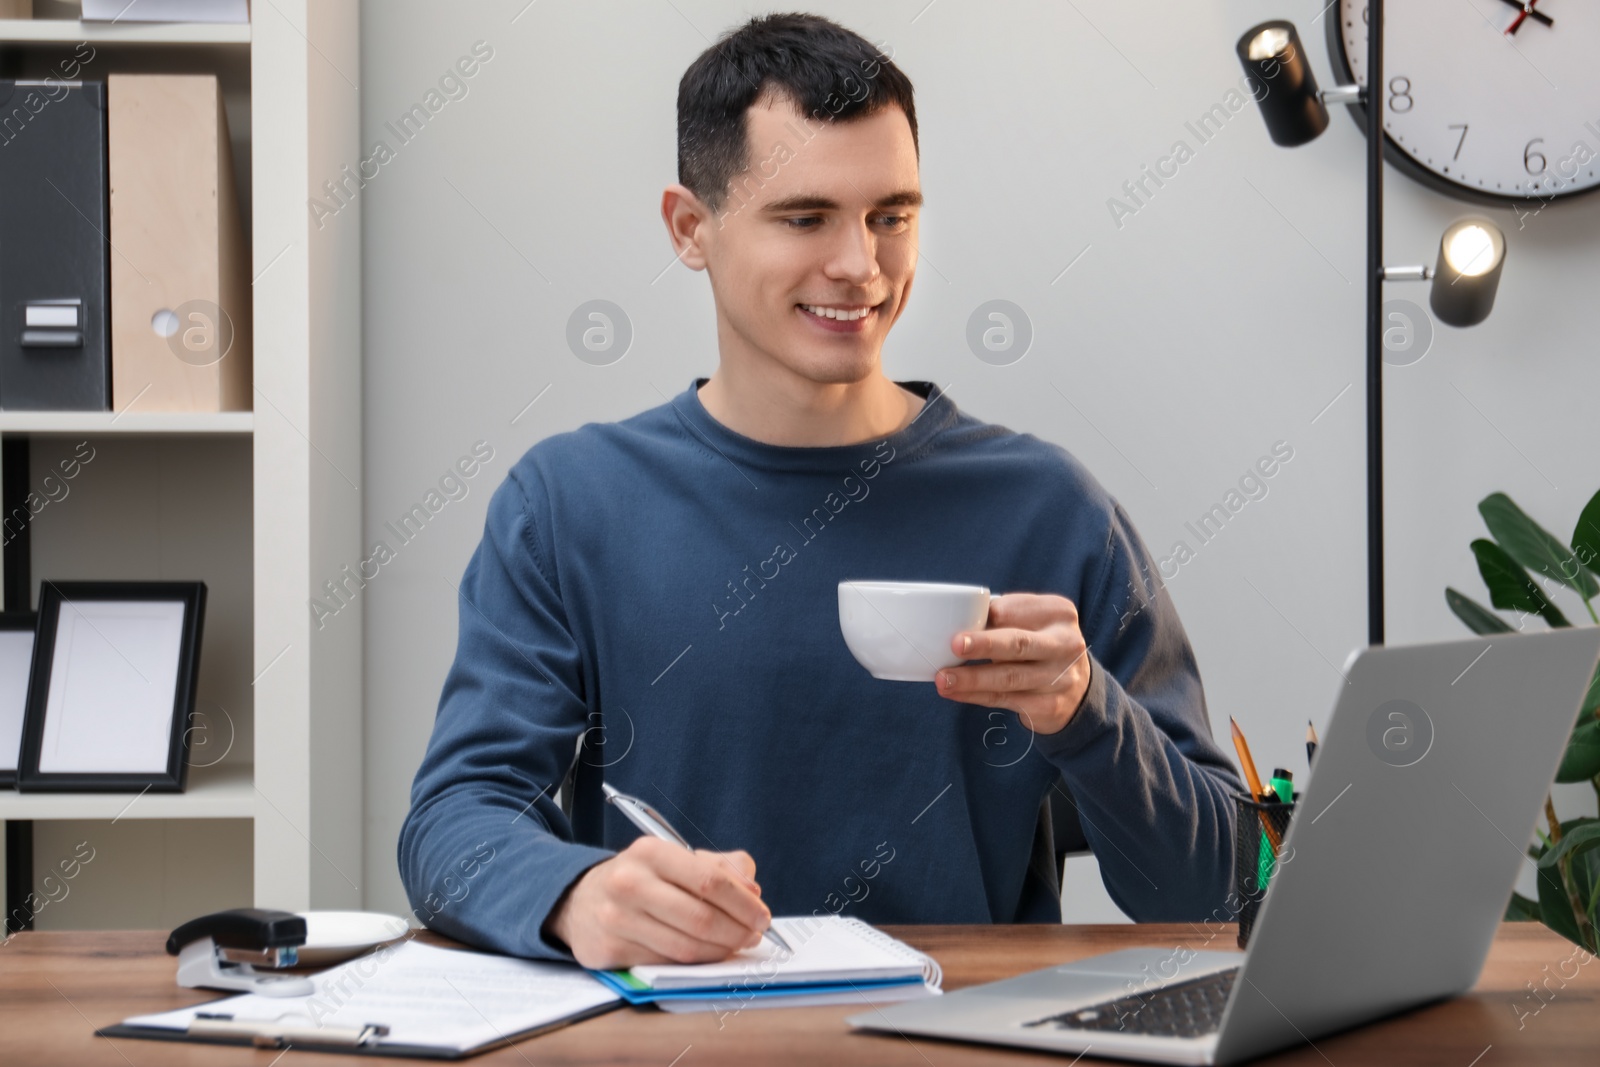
[{"left": 661, "top": 184, "right": 713, "bottom": 272}]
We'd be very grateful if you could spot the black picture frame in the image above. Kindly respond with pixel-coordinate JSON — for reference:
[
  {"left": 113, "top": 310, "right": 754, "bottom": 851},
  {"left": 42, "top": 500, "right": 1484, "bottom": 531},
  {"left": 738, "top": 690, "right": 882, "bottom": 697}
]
[
  {"left": 0, "top": 611, "right": 39, "bottom": 789},
  {"left": 16, "top": 581, "right": 206, "bottom": 793}
]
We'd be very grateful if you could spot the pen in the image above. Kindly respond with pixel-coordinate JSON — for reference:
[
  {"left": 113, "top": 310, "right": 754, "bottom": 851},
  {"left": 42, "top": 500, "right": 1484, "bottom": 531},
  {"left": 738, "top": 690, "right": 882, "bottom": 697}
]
[
  {"left": 189, "top": 1014, "right": 389, "bottom": 1047},
  {"left": 1306, "top": 720, "right": 1319, "bottom": 767},
  {"left": 600, "top": 782, "right": 792, "bottom": 954}
]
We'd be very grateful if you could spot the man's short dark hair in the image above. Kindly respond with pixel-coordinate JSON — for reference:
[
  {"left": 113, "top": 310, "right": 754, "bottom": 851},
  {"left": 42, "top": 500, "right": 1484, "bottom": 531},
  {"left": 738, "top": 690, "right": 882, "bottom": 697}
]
[{"left": 677, "top": 12, "right": 918, "bottom": 216}]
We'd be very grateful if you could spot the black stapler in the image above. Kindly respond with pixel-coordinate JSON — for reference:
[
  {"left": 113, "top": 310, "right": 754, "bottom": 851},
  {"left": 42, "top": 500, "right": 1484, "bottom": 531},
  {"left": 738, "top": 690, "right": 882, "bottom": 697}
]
[{"left": 166, "top": 908, "right": 315, "bottom": 996}]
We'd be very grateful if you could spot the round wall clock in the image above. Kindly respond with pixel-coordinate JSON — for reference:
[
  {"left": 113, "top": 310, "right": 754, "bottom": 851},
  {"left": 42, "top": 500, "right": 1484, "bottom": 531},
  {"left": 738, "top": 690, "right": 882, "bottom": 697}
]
[{"left": 1329, "top": 1, "right": 1600, "bottom": 207}]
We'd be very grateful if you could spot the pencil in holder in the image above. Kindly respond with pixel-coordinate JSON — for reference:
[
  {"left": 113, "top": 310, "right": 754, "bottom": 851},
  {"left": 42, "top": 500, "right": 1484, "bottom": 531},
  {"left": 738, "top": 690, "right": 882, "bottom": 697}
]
[{"left": 1232, "top": 791, "right": 1296, "bottom": 949}]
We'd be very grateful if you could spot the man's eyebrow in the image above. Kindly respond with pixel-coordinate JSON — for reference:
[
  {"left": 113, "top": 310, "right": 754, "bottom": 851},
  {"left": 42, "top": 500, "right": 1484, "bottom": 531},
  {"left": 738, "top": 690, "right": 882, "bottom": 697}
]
[{"left": 760, "top": 190, "right": 924, "bottom": 213}]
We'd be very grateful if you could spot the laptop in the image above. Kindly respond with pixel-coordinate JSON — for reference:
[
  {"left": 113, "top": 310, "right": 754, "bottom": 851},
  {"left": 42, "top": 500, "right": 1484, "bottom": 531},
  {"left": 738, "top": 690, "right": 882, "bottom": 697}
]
[{"left": 848, "top": 627, "right": 1600, "bottom": 1065}]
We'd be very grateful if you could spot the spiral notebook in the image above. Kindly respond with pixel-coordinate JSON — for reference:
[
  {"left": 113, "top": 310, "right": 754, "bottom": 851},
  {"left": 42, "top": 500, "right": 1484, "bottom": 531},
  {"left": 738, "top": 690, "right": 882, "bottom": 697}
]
[{"left": 593, "top": 915, "right": 943, "bottom": 1009}]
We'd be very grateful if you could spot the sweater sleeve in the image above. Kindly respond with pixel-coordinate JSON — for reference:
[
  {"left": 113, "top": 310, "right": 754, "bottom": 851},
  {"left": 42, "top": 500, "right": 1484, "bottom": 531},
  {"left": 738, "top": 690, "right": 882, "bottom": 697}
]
[
  {"left": 1032, "top": 498, "right": 1245, "bottom": 922},
  {"left": 396, "top": 464, "right": 615, "bottom": 961}
]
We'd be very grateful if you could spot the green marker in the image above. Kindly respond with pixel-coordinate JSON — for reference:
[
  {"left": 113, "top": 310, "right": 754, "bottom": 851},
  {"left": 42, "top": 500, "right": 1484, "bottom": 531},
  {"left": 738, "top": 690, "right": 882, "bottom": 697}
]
[{"left": 1256, "top": 769, "right": 1295, "bottom": 890}]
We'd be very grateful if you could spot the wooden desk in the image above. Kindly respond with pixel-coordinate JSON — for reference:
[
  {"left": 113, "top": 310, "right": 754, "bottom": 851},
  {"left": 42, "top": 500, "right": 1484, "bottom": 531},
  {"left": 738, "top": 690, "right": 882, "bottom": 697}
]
[{"left": 1, "top": 923, "right": 1594, "bottom": 1064}]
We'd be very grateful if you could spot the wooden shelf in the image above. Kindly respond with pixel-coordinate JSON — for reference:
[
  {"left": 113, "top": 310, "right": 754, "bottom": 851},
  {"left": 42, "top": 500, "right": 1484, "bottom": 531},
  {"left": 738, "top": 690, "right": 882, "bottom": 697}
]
[
  {"left": 0, "top": 411, "right": 252, "bottom": 435},
  {"left": 0, "top": 761, "right": 253, "bottom": 820},
  {"left": 0, "top": 18, "right": 249, "bottom": 45}
]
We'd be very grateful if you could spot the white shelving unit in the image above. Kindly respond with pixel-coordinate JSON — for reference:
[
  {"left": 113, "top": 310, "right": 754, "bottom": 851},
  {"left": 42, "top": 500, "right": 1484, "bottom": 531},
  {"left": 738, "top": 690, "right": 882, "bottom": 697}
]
[
  {"left": 0, "top": 2, "right": 362, "bottom": 925},
  {"left": 0, "top": 16, "right": 250, "bottom": 44},
  {"left": 0, "top": 763, "right": 255, "bottom": 821},
  {"left": 0, "top": 412, "right": 253, "bottom": 435}
]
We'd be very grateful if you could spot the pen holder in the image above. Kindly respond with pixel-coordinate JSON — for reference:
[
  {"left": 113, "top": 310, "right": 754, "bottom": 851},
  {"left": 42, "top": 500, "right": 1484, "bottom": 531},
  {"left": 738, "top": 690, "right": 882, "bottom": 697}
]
[{"left": 1232, "top": 791, "right": 1296, "bottom": 950}]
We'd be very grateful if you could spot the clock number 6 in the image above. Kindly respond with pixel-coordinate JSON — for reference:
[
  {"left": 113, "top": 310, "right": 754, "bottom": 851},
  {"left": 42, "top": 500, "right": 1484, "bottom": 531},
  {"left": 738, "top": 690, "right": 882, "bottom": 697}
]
[
  {"left": 1524, "top": 138, "right": 1547, "bottom": 176},
  {"left": 1387, "top": 77, "right": 1413, "bottom": 114}
]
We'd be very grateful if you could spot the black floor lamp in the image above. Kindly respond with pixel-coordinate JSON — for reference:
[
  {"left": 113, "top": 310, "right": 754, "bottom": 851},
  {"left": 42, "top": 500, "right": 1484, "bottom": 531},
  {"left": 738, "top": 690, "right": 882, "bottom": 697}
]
[{"left": 1235, "top": 1, "right": 1508, "bottom": 647}]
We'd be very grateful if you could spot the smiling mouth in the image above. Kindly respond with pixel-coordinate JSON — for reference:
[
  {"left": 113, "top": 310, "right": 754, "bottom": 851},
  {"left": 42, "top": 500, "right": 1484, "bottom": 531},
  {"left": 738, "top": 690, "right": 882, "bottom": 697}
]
[{"left": 796, "top": 300, "right": 884, "bottom": 323}]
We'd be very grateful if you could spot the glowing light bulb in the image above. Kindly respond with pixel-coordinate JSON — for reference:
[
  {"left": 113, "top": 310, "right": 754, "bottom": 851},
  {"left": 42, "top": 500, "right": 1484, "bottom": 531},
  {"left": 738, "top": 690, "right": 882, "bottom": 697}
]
[
  {"left": 1443, "top": 225, "right": 1499, "bottom": 277},
  {"left": 1430, "top": 219, "right": 1506, "bottom": 327},
  {"left": 1246, "top": 27, "right": 1290, "bottom": 61}
]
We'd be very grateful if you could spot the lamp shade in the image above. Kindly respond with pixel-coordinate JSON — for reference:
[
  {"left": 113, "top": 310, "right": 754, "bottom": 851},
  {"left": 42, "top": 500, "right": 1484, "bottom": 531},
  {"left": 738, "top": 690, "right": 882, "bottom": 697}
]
[
  {"left": 1236, "top": 20, "right": 1328, "bottom": 147},
  {"left": 1429, "top": 218, "right": 1505, "bottom": 327}
]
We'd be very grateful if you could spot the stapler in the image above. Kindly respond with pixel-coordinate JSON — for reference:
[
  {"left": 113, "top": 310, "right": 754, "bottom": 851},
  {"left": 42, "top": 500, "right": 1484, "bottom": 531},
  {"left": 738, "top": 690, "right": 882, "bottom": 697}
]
[{"left": 166, "top": 908, "right": 315, "bottom": 997}]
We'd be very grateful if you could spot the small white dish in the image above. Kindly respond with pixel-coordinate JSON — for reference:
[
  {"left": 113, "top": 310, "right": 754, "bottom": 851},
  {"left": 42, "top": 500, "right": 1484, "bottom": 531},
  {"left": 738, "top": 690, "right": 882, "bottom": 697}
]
[{"left": 294, "top": 910, "right": 411, "bottom": 966}]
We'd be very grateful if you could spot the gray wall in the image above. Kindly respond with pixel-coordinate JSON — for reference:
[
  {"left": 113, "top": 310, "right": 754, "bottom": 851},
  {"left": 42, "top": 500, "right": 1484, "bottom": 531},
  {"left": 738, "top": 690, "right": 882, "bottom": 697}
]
[{"left": 358, "top": 0, "right": 1600, "bottom": 923}]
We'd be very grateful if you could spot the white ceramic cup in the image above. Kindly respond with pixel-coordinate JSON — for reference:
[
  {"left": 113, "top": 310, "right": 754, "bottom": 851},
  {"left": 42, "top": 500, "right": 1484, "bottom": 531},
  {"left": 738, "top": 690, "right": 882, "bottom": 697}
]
[{"left": 838, "top": 580, "right": 996, "bottom": 682}]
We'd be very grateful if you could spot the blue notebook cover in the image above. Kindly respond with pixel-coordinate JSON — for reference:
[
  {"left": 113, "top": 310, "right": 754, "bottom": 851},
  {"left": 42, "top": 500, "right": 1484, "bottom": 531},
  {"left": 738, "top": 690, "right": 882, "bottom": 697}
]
[
  {"left": 589, "top": 968, "right": 924, "bottom": 1006},
  {"left": 588, "top": 916, "right": 943, "bottom": 1006}
]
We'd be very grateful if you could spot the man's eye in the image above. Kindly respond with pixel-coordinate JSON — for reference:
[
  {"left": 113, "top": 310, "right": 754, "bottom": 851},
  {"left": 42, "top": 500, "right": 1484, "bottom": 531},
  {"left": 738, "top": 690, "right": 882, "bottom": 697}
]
[{"left": 782, "top": 215, "right": 911, "bottom": 231}]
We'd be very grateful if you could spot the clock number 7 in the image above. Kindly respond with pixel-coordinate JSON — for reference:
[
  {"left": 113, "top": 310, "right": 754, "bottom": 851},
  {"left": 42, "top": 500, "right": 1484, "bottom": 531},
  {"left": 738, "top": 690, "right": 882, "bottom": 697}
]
[{"left": 1447, "top": 124, "right": 1468, "bottom": 161}]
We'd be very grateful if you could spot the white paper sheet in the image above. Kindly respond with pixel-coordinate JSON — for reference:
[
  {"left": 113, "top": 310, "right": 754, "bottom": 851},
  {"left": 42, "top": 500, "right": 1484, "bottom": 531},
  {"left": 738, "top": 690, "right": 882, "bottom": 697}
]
[
  {"left": 38, "top": 599, "right": 184, "bottom": 774},
  {"left": 120, "top": 940, "right": 621, "bottom": 1052},
  {"left": 628, "top": 915, "right": 937, "bottom": 990}
]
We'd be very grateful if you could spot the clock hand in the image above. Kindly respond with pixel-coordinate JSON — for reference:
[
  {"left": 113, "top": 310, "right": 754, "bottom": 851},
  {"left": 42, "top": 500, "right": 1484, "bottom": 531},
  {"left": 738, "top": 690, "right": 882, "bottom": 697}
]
[
  {"left": 1502, "top": 0, "right": 1552, "bottom": 34},
  {"left": 1499, "top": 0, "right": 1554, "bottom": 28}
]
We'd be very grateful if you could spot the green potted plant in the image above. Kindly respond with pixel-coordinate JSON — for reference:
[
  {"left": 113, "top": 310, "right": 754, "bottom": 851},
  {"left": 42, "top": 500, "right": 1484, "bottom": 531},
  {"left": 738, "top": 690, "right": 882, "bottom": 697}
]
[{"left": 1445, "top": 488, "right": 1600, "bottom": 953}]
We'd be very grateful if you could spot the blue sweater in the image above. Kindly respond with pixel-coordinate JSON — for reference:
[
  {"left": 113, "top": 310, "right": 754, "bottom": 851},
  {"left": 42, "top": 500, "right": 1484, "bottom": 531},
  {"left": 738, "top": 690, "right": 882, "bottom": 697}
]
[{"left": 398, "top": 378, "right": 1244, "bottom": 960}]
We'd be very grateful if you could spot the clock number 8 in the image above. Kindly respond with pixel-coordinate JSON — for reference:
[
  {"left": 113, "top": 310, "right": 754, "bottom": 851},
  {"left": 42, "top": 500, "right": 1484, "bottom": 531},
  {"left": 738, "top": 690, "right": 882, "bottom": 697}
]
[{"left": 1387, "top": 77, "right": 1413, "bottom": 114}]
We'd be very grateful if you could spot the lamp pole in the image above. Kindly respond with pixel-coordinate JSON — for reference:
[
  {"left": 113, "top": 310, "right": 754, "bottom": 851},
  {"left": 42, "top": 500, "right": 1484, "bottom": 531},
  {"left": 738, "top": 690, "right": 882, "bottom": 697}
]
[
  {"left": 1237, "top": 2, "right": 1506, "bottom": 650},
  {"left": 1366, "top": 0, "right": 1385, "bottom": 647}
]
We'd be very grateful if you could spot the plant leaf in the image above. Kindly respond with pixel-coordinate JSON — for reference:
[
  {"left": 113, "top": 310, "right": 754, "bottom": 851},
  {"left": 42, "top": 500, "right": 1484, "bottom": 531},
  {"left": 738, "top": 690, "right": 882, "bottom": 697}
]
[
  {"left": 1537, "top": 820, "right": 1600, "bottom": 869},
  {"left": 1572, "top": 487, "right": 1600, "bottom": 579},
  {"left": 1505, "top": 890, "right": 1541, "bottom": 922},
  {"left": 1583, "top": 665, "right": 1600, "bottom": 719},
  {"left": 1535, "top": 817, "right": 1600, "bottom": 951},
  {"left": 1481, "top": 492, "right": 1600, "bottom": 600},
  {"left": 1471, "top": 539, "right": 1571, "bottom": 627},
  {"left": 1557, "top": 716, "right": 1600, "bottom": 783},
  {"left": 1536, "top": 851, "right": 1585, "bottom": 947},
  {"left": 1445, "top": 587, "right": 1515, "bottom": 635}
]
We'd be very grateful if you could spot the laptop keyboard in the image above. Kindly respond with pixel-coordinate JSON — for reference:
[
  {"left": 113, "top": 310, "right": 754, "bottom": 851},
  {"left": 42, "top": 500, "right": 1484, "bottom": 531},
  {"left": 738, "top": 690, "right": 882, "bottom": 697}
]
[{"left": 1023, "top": 966, "right": 1238, "bottom": 1039}]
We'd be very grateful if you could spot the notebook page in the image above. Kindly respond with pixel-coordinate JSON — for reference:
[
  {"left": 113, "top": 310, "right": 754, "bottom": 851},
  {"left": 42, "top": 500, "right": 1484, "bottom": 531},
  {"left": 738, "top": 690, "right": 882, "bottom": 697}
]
[
  {"left": 120, "top": 941, "right": 620, "bottom": 1051},
  {"left": 624, "top": 915, "right": 933, "bottom": 991}
]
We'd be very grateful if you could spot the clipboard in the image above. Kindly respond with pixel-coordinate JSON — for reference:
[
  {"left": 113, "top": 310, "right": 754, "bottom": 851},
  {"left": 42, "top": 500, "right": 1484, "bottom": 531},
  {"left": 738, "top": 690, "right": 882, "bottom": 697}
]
[
  {"left": 96, "top": 1000, "right": 623, "bottom": 1060},
  {"left": 98, "top": 939, "right": 626, "bottom": 1060}
]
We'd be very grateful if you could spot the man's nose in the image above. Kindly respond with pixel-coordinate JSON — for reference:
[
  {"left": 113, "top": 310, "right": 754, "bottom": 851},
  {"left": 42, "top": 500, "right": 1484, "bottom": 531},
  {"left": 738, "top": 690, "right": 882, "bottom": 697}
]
[{"left": 825, "top": 220, "right": 882, "bottom": 285}]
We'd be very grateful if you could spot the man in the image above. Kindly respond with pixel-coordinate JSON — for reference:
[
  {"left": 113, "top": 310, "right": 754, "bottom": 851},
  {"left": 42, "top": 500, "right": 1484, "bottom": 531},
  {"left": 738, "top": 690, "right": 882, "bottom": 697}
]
[{"left": 399, "top": 12, "right": 1244, "bottom": 970}]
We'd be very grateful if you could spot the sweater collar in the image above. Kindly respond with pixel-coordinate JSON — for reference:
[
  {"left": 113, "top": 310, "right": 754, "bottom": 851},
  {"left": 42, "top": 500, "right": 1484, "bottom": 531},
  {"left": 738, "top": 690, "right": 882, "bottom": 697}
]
[{"left": 670, "top": 376, "right": 957, "bottom": 474}]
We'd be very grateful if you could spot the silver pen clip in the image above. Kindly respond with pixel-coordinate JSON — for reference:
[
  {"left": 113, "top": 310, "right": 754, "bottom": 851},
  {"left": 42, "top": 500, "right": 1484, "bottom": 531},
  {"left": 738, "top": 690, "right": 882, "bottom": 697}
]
[{"left": 189, "top": 1012, "right": 390, "bottom": 1047}]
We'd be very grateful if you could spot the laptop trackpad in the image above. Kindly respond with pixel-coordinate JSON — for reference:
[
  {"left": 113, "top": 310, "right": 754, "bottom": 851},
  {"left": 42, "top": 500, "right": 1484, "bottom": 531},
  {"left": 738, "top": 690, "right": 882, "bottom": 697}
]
[
  {"left": 1056, "top": 948, "right": 1188, "bottom": 976},
  {"left": 958, "top": 948, "right": 1244, "bottom": 1004}
]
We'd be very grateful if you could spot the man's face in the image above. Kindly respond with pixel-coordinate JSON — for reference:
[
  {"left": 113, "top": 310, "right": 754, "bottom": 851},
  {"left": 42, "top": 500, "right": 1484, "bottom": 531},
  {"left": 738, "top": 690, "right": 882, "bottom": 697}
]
[{"left": 690, "top": 96, "right": 921, "bottom": 386}]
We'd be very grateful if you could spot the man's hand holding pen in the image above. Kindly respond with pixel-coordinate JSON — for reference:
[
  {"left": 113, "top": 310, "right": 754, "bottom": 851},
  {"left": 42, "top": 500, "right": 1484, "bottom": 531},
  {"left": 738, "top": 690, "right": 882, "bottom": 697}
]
[{"left": 544, "top": 837, "right": 772, "bottom": 970}]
